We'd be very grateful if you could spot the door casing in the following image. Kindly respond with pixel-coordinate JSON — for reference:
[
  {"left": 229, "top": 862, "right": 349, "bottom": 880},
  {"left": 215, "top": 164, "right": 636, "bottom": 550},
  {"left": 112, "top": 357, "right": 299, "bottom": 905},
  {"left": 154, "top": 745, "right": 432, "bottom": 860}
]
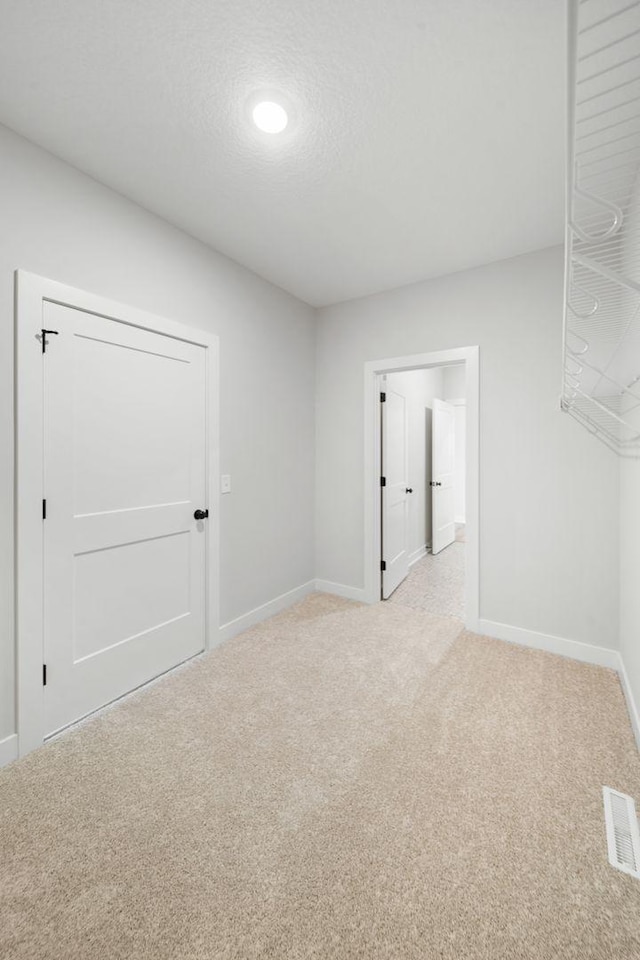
[
  {"left": 363, "top": 346, "right": 479, "bottom": 629},
  {"left": 381, "top": 384, "right": 410, "bottom": 599},
  {"left": 15, "top": 271, "right": 220, "bottom": 758}
]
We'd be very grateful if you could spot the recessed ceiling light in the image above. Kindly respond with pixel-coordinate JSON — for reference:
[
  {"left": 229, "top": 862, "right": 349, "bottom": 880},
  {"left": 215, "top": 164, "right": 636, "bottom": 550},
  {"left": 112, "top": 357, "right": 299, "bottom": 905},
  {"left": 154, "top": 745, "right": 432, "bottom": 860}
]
[{"left": 252, "top": 101, "right": 288, "bottom": 134}]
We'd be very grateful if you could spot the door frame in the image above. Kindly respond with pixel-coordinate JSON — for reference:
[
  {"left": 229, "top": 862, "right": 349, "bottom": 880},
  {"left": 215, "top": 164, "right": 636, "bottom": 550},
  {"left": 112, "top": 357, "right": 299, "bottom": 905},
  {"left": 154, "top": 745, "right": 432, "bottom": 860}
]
[
  {"left": 380, "top": 380, "right": 410, "bottom": 600},
  {"left": 363, "top": 346, "right": 479, "bottom": 630},
  {"left": 15, "top": 270, "right": 220, "bottom": 758}
]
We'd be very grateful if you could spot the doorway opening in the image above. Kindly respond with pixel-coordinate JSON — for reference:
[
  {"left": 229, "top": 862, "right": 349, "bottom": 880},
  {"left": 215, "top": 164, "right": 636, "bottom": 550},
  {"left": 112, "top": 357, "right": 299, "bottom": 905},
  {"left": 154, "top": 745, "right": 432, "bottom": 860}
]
[
  {"left": 381, "top": 364, "right": 466, "bottom": 615},
  {"left": 363, "top": 347, "right": 479, "bottom": 631}
]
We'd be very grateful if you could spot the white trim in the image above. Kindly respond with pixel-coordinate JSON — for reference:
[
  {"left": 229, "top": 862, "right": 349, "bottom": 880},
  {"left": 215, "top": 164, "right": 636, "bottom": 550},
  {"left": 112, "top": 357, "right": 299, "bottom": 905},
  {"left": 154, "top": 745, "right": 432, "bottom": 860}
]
[
  {"left": 315, "top": 579, "right": 369, "bottom": 603},
  {"left": 0, "top": 734, "right": 18, "bottom": 769},
  {"left": 477, "top": 619, "right": 619, "bottom": 670},
  {"left": 409, "top": 545, "right": 427, "bottom": 567},
  {"left": 15, "top": 271, "right": 220, "bottom": 760},
  {"left": 364, "top": 346, "right": 480, "bottom": 631},
  {"left": 618, "top": 654, "right": 640, "bottom": 753},
  {"left": 218, "top": 581, "right": 316, "bottom": 643}
]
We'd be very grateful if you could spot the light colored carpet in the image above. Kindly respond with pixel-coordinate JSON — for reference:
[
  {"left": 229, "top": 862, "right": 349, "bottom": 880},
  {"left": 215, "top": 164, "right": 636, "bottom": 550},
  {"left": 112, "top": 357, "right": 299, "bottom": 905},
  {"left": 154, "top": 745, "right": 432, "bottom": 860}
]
[
  {"left": 389, "top": 540, "right": 465, "bottom": 618},
  {"left": 2, "top": 594, "right": 640, "bottom": 959}
]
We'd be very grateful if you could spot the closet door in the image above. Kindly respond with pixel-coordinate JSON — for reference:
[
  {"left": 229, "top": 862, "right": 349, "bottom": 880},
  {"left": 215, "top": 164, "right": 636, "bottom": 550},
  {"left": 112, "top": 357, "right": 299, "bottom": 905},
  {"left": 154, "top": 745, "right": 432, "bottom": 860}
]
[{"left": 43, "top": 302, "right": 207, "bottom": 735}]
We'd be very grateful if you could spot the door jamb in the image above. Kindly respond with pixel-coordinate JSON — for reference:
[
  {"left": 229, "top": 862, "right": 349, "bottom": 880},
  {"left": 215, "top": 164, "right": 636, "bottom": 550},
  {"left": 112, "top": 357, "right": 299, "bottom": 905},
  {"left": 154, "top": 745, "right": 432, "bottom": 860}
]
[
  {"left": 363, "top": 347, "right": 479, "bottom": 630},
  {"left": 15, "top": 270, "right": 220, "bottom": 758}
]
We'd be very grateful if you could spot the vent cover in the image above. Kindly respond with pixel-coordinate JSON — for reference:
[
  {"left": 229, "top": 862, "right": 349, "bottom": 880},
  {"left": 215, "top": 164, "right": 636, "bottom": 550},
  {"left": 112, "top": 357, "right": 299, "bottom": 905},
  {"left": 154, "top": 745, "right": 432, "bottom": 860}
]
[{"left": 603, "top": 787, "right": 640, "bottom": 879}]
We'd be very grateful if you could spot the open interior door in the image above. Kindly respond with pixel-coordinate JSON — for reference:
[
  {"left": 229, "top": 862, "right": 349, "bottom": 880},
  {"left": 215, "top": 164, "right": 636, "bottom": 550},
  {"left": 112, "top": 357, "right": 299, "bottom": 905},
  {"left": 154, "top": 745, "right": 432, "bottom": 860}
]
[
  {"left": 431, "top": 397, "right": 456, "bottom": 555},
  {"left": 381, "top": 386, "right": 410, "bottom": 598}
]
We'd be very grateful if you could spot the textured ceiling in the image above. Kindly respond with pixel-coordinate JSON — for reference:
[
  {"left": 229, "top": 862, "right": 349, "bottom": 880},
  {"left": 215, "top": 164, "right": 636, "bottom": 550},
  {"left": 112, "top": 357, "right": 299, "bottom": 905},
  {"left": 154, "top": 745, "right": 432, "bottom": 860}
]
[{"left": 0, "top": 0, "right": 565, "bottom": 306}]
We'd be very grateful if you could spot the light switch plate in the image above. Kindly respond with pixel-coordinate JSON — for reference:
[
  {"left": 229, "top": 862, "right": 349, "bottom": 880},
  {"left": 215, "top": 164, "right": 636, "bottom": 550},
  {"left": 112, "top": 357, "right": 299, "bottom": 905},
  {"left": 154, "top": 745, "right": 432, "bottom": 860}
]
[{"left": 221, "top": 474, "right": 231, "bottom": 494}]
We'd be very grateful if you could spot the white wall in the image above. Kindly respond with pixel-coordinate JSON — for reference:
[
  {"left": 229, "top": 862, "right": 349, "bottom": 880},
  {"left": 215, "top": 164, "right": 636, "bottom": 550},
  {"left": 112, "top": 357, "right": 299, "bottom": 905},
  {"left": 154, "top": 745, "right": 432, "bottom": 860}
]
[
  {"left": 618, "top": 169, "right": 640, "bottom": 736},
  {"left": 0, "top": 124, "right": 316, "bottom": 743},
  {"left": 620, "top": 442, "right": 640, "bottom": 736},
  {"left": 441, "top": 364, "right": 466, "bottom": 523},
  {"left": 384, "top": 368, "right": 443, "bottom": 558},
  {"left": 316, "top": 246, "right": 620, "bottom": 649}
]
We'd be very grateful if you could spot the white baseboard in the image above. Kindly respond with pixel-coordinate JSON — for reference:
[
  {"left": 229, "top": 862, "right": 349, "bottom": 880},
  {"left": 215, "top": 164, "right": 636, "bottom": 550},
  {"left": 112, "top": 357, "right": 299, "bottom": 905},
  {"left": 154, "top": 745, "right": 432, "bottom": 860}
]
[
  {"left": 477, "top": 619, "right": 619, "bottom": 670},
  {"left": 454, "top": 515, "right": 466, "bottom": 524},
  {"left": 0, "top": 734, "right": 18, "bottom": 769},
  {"left": 617, "top": 654, "right": 640, "bottom": 753},
  {"left": 409, "top": 545, "right": 427, "bottom": 567},
  {"left": 314, "top": 579, "right": 369, "bottom": 603},
  {"left": 218, "top": 580, "right": 316, "bottom": 643}
]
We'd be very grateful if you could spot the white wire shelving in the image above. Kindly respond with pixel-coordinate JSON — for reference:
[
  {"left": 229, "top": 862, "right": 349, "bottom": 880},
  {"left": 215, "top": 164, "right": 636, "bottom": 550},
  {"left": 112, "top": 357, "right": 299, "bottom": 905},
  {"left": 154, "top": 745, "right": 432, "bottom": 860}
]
[{"left": 563, "top": 0, "right": 640, "bottom": 455}]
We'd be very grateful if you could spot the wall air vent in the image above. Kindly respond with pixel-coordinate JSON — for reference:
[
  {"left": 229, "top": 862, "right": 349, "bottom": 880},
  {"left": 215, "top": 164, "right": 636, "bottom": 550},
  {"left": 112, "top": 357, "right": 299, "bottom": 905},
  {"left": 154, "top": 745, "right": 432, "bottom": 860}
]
[{"left": 603, "top": 786, "right": 640, "bottom": 878}]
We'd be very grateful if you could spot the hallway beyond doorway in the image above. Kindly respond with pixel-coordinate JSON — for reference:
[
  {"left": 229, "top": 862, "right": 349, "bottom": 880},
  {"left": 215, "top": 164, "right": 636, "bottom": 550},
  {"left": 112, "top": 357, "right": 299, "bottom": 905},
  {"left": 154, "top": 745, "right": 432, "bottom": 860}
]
[
  {"left": 388, "top": 527, "right": 465, "bottom": 620},
  {"left": 364, "top": 346, "right": 479, "bottom": 627}
]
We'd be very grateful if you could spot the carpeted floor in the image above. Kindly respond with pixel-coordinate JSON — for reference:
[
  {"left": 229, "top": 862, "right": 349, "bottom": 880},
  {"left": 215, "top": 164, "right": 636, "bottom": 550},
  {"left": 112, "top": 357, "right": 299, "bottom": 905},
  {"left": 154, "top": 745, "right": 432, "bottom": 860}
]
[
  {"left": 2, "top": 593, "right": 640, "bottom": 959},
  {"left": 389, "top": 540, "right": 465, "bottom": 618}
]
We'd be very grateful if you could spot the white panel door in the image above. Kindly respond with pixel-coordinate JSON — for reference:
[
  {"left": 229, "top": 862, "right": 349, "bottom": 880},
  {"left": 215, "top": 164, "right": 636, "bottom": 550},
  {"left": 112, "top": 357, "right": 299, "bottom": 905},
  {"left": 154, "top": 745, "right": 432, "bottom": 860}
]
[
  {"left": 431, "top": 397, "right": 456, "bottom": 555},
  {"left": 381, "top": 386, "right": 410, "bottom": 599},
  {"left": 43, "top": 302, "right": 207, "bottom": 735}
]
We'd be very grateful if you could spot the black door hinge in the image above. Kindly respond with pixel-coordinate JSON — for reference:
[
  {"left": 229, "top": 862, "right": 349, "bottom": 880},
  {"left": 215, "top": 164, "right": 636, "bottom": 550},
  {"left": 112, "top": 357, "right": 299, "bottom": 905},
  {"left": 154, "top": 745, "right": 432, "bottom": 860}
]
[
  {"left": 381, "top": 560, "right": 386, "bottom": 572},
  {"left": 41, "top": 329, "right": 59, "bottom": 354},
  {"left": 42, "top": 664, "right": 47, "bottom": 686},
  {"left": 380, "top": 391, "right": 386, "bottom": 403},
  {"left": 380, "top": 476, "right": 386, "bottom": 487},
  {"left": 42, "top": 499, "right": 46, "bottom": 520}
]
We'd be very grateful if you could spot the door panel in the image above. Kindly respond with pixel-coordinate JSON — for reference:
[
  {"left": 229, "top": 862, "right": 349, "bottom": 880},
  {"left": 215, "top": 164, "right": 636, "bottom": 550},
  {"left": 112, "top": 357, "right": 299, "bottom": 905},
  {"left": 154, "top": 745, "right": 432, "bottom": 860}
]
[
  {"left": 73, "top": 532, "right": 190, "bottom": 662},
  {"left": 381, "top": 386, "right": 410, "bottom": 598},
  {"left": 72, "top": 333, "right": 192, "bottom": 514},
  {"left": 431, "top": 397, "right": 456, "bottom": 555},
  {"left": 43, "top": 302, "right": 207, "bottom": 736}
]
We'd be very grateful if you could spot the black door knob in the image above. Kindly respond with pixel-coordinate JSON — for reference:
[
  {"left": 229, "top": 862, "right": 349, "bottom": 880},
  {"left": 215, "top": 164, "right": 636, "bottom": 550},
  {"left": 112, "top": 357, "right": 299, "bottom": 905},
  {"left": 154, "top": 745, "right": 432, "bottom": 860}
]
[
  {"left": 194, "top": 509, "right": 209, "bottom": 520},
  {"left": 429, "top": 481, "right": 442, "bottom": 487},
  {"left": 405, "top": 488, "right": 413, "bottom": 494}
]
